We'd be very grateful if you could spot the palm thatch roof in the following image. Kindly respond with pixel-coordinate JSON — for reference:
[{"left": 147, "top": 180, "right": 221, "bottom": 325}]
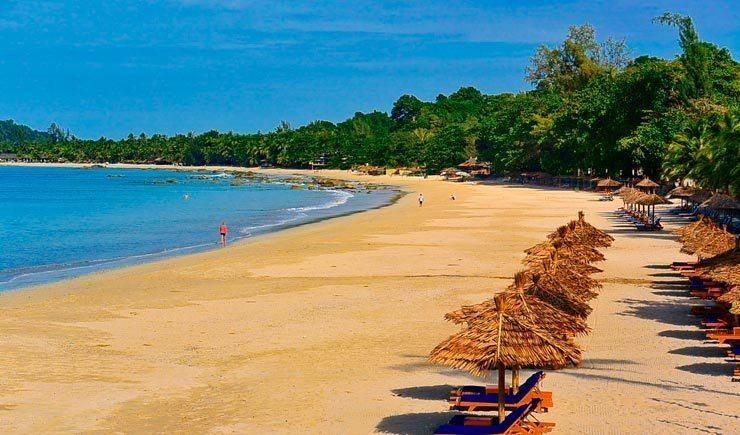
[
  {"left": 635, "top": 177, "right": 660, "bottom": 188},
  {"left": 613, "top": 186, "right": 633, "bottom": 196},
  {"left": 524, "top": 239, "right": 605, "bottom": 267},
  {"left": 596, "top": 177, "right": 622, "bottom": 188},
  {"left": 509, "top": 271, "right": 593, "bottom": 318},
  {"left": 458, "top": 157, "right": 490, "bottom": 169},
  {"left": 546, "top": 213, "right": 613, "bottom": 249},
  {"left": 667, "top": 186, "right": 696, "bottom": 198},
  {"left": 675, "top": 217, "right": 736, "bottom": 259},
  {"left": 445, "top": 291, "right": 590, "bottom": 336},
  {"left": 694, "top": 249, "right": 740, "bottom": 286},
  {"left": 430, "top": 295, "right": 582, "bottom": 376},
  {"left": 717, "top": 286, "right": 740, "bottom": 305},
  {"left": 634, "top": 193, "right": 671, "bottom": 206},
  {"left": 687, "top": 190, "right": 713, "bottom": 204},
  {"left": 622, "top": 190, "right": 647, "bottom": 204},
  {"left": 572, "top": 211, "right": 614, "bottom": 247},
  {"left": 700, "top": 193, "right": 740, "bottom": 211},
  {"left": 527, "top": 257, "right": 603, "bottom": 293}
]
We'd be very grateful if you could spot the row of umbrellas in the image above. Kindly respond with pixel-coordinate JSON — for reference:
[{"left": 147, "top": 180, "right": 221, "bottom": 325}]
[
  {"left": 668, "top": 188, "right": 740, "bottom": 211},
  {"left": 429, "top": 211, "right": 613, "bottom": 422},
  {"left": 612, "top": 187, "right": 671, "bottom": 224},
  {"left": 676, "top": 218, "right": 739, "bottom": 314},
  {"left": 674, "top": 219, "right": 740, "bottom": 360}
]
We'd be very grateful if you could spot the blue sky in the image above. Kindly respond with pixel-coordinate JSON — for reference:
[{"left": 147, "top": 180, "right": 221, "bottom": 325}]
[{"left": 1, "top": 1, "right": 738, "bottom": 139}]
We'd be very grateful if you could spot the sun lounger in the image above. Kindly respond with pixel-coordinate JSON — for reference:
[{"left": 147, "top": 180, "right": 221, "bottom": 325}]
[
  {"left": 701, "top": 315, "right": 729, "bottom": 329},
  {"left": 450, "top": 372, "right": 545, "bottom": 397},
  {"left": 435, "top": 399, "right": 554, "bottom": 434},
  {"left": 450, "top": 372, "right": 553, "bottom": 412},
  {"left": 707, "top": 328, "right": 740, "bottom": 342}
]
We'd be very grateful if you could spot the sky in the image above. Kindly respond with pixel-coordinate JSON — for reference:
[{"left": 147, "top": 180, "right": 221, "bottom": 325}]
[{"left": 0, "top": 1, "right": 738, "bottom": 139}]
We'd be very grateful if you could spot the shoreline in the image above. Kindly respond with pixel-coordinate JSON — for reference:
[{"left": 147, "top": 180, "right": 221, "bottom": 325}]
[
  {"left": 0, "top": 163, "right": 406, "bottom": 293},
  {"left": 0, "top": 171, "right": 736, "bottom": 433}
]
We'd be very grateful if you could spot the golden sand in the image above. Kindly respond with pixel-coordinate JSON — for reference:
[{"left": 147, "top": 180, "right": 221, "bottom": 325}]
[{"left": 0, "top": 168, "right": 736, "bottom": 433}]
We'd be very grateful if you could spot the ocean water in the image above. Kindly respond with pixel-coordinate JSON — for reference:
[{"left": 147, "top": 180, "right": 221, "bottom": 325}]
[{"left": 0, "top": 166, "right": 396, "bottom": 291}]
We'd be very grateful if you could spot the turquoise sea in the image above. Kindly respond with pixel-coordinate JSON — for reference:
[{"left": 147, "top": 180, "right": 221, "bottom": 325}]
[{"left": 0, "top": 166, "right": 396, "bottom": 291}]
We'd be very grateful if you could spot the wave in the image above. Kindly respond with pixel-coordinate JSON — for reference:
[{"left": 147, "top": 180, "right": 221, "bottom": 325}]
[
  {"left": 285, "top": 189, "right": 354, "bottom": 212},
  {"left": 236, "top": 190, "right": 355, "bottom": 235}
]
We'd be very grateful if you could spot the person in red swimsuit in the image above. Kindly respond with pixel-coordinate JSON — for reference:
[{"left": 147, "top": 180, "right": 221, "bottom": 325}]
[{"left": 219, "top": 221, "right": 228, "bottom": 247}]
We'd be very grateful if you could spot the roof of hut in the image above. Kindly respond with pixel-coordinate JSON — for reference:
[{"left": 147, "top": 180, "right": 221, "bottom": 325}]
[
  {"left": 676, "top": 217, "right": 736, "bottom": 259},
  {"left": 430, "top": 295, "right": 582, "bottom": 376},
  {"left": 695, "top": 249, "right": 740, "bottom": 286},
  {"left": 444, "top": 291, "right": 590, "bottom": 336},
  {"left": 700, "top": 193, "right": 740, "bottom": 210},
  {"left": 597, "top": 177, "right": 622, "bottom": 188},
  {"left": 667, "top": 186, "right": 696, "bottom": 198},
  {"left": 458, "top": 157, "right": 490, "bottom": 169},
  {"left": 687, "top": 190, "right": 713, "bottom": 204},
  {"left": 717, "top": 286, "right": 740, "bottom": 305},
  {"left": 634, "top": 193, "right": 671, "bottom": 206},
  {"left": 635, "top": 177, "right": 660, "bottom": 188},
  {"left": 510, "top": 271, "right": 593, "bottom": 318}
]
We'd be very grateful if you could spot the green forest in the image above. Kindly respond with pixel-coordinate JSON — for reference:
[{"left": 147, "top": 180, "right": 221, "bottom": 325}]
[{"left": 3, "top": 13, "right": 739, "bottom": 194}]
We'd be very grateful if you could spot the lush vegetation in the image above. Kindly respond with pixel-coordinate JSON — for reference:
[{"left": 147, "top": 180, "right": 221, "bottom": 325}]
[{"left": 4, "top": 13, "right": 739, "bottom": 194}]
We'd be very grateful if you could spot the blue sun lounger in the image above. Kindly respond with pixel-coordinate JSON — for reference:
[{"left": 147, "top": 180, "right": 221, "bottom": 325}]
[
  {"left": 435, "top": 399, "right": 553, "bottom": 434},
  {"left": 449, "top": 371, "right": 552, "bottom": 412}
]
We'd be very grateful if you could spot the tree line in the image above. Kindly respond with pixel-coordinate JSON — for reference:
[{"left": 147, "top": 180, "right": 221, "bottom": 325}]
[{"left": 4, "top": 13, "right": 739, "bottom": 194}]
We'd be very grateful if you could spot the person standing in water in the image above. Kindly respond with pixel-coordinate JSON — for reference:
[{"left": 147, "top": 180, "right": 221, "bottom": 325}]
[
  {"left": 219, "top": 221, "right": 228, "bottom": 247},
  {"left": 418, "top": 193, "right": 424, "bottom": 207}
]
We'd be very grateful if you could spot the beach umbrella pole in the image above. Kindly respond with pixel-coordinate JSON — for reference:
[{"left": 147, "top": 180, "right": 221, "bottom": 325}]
[{"left": 498, "top": 364, "right": 506, "bottom": 423}]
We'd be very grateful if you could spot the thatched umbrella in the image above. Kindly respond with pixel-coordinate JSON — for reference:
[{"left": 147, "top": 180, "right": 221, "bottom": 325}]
[
  {"left": 596, "top": 177, "right": 622, "bottom": 193},
  {"left": 634, "top": 193, "right": 671, "bottom": 224},
  {"left": 445, "top": 291, "right": 590, "bottom": 336},
  {"left": 430, "top": 294, "right": 581, "bottom": 422},
  {"left": 687, "top": 190, "right": 712, "bottom": 205},
  {"left": 667, "top": 186, "right": 696, "bottom": 198},
  {"left": 700, "top": 193, "right": 740, "bottom": 211},
  {"left": 700, "top": 193, "right": 740, "bottom": 221},
  {"left": 524, "top": 239, "right": 605, "bottom": 267},
  {"left": 635, "top": 177, "right": 660, "bottom": 194},
  {"left": 510, "top": 271, "right": 593, "bottom": 318},
  {"left": 549, "top": 212, "right": 613, "bottom": 248},
  {"left": 677, "top": 217, "right": 736, "bottom": 259},
  {"left": 526, "top": 257, "right": 602, "bottom": 295},
  {"left": 717, "top": 286, "right": 740, "bottom": 305},
  {"left": 693, "top": 249, "right": 740, "bottom": 286}
]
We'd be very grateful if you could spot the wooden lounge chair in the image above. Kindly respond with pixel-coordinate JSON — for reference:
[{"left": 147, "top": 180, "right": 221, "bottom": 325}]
[
  {"left": 435, "top": 399, "right": 554, "bottom": 434},
  {"left": 449, "top": 372, "right": 553, "bottom": 412}
]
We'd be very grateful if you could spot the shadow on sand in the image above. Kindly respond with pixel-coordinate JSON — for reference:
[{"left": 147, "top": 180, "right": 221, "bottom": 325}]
[
  {"left": 676, "top": 363, "right": 733, "bottom": 377},
  {"left": 392, "top": 385, "right": 456, "bottom": 401},
  {"left": 668, "top": 346, "right": 727, "bottom": 358},
  {"left": 376, "top": 412, "right": 454, "bottom": 435}
]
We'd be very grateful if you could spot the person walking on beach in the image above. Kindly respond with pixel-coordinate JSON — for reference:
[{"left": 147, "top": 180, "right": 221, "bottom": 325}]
[
  {"left": 418, "top": 193, "right": 424, "bottom": 207},
  {"left": 219, "top": 221, "right": 228, "bottom": 247}
]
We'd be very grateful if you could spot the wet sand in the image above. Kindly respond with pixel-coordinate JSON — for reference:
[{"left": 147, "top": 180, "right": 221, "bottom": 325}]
[{"left": 0, "top": 169, "right": 736, "bottom": 433}]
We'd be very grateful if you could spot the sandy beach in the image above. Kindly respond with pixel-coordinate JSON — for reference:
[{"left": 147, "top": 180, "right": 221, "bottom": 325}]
[{"left": 0, "top": 169, "right": 737, "bottom": 434}]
